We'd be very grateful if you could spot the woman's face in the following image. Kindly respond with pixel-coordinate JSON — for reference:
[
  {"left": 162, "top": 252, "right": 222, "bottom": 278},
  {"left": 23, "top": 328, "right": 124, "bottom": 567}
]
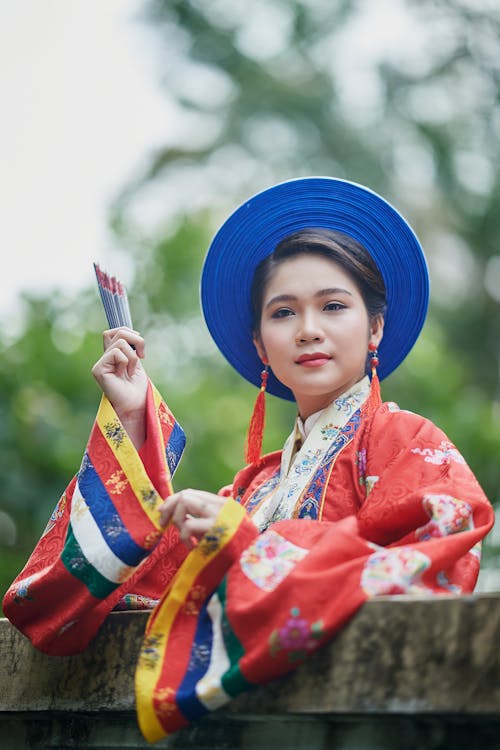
[{"left": 254, "top": 254, "right": 384, "bottom": 419}]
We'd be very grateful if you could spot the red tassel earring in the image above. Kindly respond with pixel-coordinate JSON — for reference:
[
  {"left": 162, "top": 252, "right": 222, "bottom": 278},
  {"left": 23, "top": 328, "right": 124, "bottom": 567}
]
[
  {"left": 245, "top": 361, "right": 269, "bottom": 465},
  {"left": 368, "top": 342, "right": 381, "bottom": 399}
]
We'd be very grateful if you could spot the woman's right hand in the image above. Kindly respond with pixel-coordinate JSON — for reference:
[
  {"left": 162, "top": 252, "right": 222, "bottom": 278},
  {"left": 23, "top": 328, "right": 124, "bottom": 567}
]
[{"left": 92, "top": 328, "right": 148, "bottom": 447}]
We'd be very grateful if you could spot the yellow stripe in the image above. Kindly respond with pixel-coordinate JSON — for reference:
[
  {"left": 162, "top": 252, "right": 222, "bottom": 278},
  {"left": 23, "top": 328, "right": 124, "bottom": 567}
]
[
  {"left": 135, "top": 499, "right": 246, "bottom": 743},
  {"left": 96, "top": 395, "right": 163, "bottom": 531}
]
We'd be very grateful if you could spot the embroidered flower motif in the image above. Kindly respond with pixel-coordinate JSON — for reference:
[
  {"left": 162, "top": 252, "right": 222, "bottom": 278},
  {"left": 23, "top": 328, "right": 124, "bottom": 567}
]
[
  {"left": 356, "top": 448, "right": 367, "bottom": 478},
  {"left": 361, "top": 547, "right": 432, "bottom": 596},
  {"left": 106, "top": 470, "right": 128, "bottom": 495},
  {"left": 139, "top": 633, "right": 164, "bottom": 669},
  {"left": 198, "top": 524, "right": 229, "bottom": 556},
  {"left": 144, "top": 529, "right": 163, "bottom": 550},
  {"left": 365, "top": 476, "right": 379, "bottom": 495},
  {"left": 183, "top": 584, "right": 207, "bottom": 615},
  {"left": 187, "top": 642, "right": 211, "bottom": 673},
  {"left": 269, "top": 606, "right": 324, "bottom": 661},
  {"left": 141, "top": 487, "right": 159, "bottom": 508},
  {"left": 42, "top": 494, "right": 67, "bottom": 536},
  {"left": 292, "top": 449, "right": 322, "bottom": 476},
  {"left": 104, "top": 420, "right": 126, "bottom": 449},
  {"left": 240, "top": 530, "right": 308, "bottom": 591},
  {"left": 113, "top": 593, "right": 159, "bottom": 611},
  {"left": 411, "top": 441, "right": 466, "bottom": 466},
  {"left": 158, "top": 403, "right": 173, "bottom": 427},
  {"left": 12, "top": 576, "right": 36, "bottom": 604},
  {"left": 154, "top": 687, "right": 177, "bottom": 719},
  {"left": 415, "top": 495, "right": 473, "bottom": 541},
  {"left": 436, "top": 571, "right": 461, "bottom": 594},
  {"left": 320, "top": 422, "right": 341, "bottom": 440}
]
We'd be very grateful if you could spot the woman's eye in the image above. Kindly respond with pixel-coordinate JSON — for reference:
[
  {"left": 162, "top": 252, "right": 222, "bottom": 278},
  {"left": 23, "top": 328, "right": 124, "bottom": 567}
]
[
  {"left": 324, "top": 302, "right": 346, "bottom": 311},
  {"left": 271, "top": 308, "right": 294, "bottom": 319}
]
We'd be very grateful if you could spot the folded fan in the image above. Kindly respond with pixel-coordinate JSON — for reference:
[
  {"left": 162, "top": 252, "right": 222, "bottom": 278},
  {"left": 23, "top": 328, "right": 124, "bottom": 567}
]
[{"left": 94, "top": 263, "right": 133, "bottom": 329}]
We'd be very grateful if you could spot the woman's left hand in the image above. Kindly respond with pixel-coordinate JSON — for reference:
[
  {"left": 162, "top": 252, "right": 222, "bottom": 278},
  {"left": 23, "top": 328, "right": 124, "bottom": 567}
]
[{"left": 158, "top": 489, "right": 227, "bottom": 548}]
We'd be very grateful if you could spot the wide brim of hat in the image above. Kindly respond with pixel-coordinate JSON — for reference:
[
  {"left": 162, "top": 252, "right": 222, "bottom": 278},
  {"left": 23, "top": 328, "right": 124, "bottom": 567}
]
[{"left": 201, "top": 177, "right": 429, "bottom": 401}]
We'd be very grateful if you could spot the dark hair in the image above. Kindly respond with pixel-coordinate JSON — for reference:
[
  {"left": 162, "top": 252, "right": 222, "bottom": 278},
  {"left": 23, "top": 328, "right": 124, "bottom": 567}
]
[{"left": 250, "top": 228, "right": 387, "bottom": 333}]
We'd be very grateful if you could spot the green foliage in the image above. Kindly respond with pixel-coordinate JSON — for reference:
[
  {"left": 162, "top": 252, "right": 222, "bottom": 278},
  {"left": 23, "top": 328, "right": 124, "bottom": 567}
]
[{"left": 2, "top": 0, "right": 500, "bottom": 601}]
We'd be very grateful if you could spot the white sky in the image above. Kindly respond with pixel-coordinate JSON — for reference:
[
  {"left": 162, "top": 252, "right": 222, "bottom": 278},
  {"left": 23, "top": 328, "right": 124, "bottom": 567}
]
[{"left": 0, "top": 0, "right": 175, "bottom": 320}]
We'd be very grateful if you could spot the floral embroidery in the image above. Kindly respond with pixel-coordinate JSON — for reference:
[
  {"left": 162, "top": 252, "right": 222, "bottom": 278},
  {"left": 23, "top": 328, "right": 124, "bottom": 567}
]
[
  {"left": 141, "top": 487, "right": 159, "bottom": 508},
  {"left": 269, "top": 606, "right": 324, "bottom": 661},
  {"left": 240, "top": 531, "right": 308, "bottom": 592},
  {"left": 104, "top": 420, "right": 126, "bottom": 449},
  {"left": 144, "top": 529, "right": 163, "bottom": 550},
  {"left": 12, "top": 575, "right": 36, "bottom": 604},
  {"left": 356, "top": 448, "right": 367, "bottom": 484},
  {"left": 183, "top": 584, "right": 208, "bottom": 615},
  {"left": 411, "top": 441, "right": 466, "bottom": 466},
  {"left": 320, "top": 422, "right": 341, "bottom": 440},
  {"left": 415, "top": 495, "right": 473, "bottom": 540},
  {"left": 113, "top": 593, "right": 159, "bottom": 611},
  {"left": 292, "top": 449, "right": 323, "bottom": 477},
  {"left": 187, "top": 642, "right": 211, "bottom": 672},
  {"left": 365, "top": 476, "right": 379, "bottom": 495},
  {"left": 158, "top": 403, "right": 173, "bottom": 427},
  {"left": 198, "top": 524, "right": 229, "bottom": 556},
  {"left": 42, "top": 493, "right": 67, "bottom": 536},
  {"left": 245, "top": 471, "right": 281, "bottom": 514},
  {"left": 106, "top": 470, "right": 128, "bottom": 495},
  {"left": 139, "top": 633, "right": 164, "bottom": 669},
  {"left": 361, "top": 546, "right": 432, "bottom": 596},
  {"left": 154, "top": 687, "right": 177, "bottom": 719},
  {"left": 436, "top": 571, "right": 461, "bottom": 594}
]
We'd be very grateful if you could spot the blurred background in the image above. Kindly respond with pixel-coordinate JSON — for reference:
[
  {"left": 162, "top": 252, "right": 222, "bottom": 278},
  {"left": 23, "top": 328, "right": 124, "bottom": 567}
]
[{"left": 1, "top": 0, "right": 500, "bottom": 603}]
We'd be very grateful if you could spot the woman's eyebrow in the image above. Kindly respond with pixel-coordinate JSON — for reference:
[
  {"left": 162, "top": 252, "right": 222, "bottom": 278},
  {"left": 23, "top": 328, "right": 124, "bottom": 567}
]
[
  {"left": 265, "top": 287, "right": 353, "bottom": 310},
  {"left": 315, "top": 287, "right": 353, "bottom": 298}
]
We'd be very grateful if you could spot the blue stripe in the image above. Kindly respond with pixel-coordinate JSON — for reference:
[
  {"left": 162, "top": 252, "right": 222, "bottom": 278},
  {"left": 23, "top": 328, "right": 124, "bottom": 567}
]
[
  {"left": 78, "top": 454, "right": 148, "bottom": 567},
  {"left": 166, "top": 420, "right": 186, "bottom": 475},
  {"left": 175, "top": 599, "right": 213, "bottom": 721}
]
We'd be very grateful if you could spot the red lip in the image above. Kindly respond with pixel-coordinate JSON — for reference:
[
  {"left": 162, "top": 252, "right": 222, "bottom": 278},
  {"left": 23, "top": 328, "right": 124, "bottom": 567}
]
[{"left": 296, "top": 352, "right": 332, "bottom": 367}]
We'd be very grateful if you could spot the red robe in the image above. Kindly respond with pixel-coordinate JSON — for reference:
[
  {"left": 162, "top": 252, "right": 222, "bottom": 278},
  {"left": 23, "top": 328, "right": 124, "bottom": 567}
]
[{"left": 3, "top": 380, "right": 494, "bottom": 741}]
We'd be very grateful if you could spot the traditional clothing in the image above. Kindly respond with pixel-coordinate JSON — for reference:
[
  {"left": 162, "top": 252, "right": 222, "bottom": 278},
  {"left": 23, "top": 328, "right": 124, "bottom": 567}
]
[
  {"left": 3, "top": 178, "right": 494, "bottom": 742},
  {"left": 3, "top": 377, "right": 494, "bottom": 742}
]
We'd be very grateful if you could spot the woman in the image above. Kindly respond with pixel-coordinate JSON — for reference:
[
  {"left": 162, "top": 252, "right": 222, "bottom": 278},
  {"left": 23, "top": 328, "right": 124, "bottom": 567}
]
[{"left": 3, "top": 178, "right": 494, "bottom": 742}]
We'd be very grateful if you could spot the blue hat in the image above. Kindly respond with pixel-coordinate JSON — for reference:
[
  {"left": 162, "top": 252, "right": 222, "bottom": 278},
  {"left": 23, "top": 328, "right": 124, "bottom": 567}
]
[{"left": 201, "top": 177, "right": 429, "bottom": 401}]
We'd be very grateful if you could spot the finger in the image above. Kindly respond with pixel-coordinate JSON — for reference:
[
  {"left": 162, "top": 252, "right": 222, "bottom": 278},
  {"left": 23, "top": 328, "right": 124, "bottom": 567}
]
[
  {"left": 103, "top": 328, "right": 145, "bottom": 357},
  {"left": 180, "top": 516, "right": 214, "bottom": 543},
  {"left": 107, "top": 339, "right": 141, "bottom": 378},
  {"left": 92, "top": 347, "right": 129, "bottom": 381}
]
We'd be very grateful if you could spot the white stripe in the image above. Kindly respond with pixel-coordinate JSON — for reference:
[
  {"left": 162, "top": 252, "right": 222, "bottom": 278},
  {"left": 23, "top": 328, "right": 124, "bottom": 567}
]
[
  {"left": 71, "top": 481, "right": 135, "bottom": 584},
  {"left": 195, "top": 593, "right": 232, "bottom": 710}
]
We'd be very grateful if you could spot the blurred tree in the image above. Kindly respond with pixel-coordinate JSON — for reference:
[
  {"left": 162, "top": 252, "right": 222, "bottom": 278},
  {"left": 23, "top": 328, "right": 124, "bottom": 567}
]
[{"left": 2, "top": 0, "right": 500, "bottom": 603}]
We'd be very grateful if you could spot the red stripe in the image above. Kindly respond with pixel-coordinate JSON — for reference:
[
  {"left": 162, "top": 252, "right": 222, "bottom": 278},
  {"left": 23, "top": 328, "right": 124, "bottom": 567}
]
[
  {"left": 6, "top": 558, "right": 102, "bottom": 655},
  {"left": 87, "top": 424, "right": 160, "bottom": 549}
]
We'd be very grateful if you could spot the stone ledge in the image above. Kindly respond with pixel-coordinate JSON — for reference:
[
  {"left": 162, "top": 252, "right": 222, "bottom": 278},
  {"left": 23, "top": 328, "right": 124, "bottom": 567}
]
[{"left": 2, "top": 593, "right": 500, "bottom": 717}]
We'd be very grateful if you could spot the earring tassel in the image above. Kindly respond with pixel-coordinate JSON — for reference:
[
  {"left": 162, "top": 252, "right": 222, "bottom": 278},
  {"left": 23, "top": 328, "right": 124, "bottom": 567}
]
[{"left": 245, "top": 368, "right": 268, "bottom": 465}]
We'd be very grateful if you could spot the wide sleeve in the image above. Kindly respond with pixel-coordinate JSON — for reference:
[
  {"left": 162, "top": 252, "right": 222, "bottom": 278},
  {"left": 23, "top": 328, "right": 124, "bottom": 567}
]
[
  {"left": 2, "top": 382, "right": 188, "bottom": 656},
  {"left": 134, "top": 407, "right": 494, "bottom": 742}
]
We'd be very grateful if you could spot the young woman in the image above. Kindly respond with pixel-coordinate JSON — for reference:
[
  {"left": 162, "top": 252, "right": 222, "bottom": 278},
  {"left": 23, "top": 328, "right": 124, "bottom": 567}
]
[{"left": 3, "top": 178, "right": 494, "bottom": 742}]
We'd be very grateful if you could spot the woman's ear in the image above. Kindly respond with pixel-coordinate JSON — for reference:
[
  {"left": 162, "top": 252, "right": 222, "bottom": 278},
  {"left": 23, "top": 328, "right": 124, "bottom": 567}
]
[
  {"left": 253, "top": 333, "right": 267, "bottom": 363},
  {"left": 369, "top": 315, "right": 384, "bottom": 348}
]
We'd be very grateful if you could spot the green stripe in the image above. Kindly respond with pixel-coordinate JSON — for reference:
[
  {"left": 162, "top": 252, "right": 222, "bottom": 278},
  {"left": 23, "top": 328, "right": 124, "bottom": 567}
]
[
  {"left": 61, "top": 523, "right": 118, "bottom": 599},
  {"left": 218, "top": 577, "right": 253, "bottom": 697}
]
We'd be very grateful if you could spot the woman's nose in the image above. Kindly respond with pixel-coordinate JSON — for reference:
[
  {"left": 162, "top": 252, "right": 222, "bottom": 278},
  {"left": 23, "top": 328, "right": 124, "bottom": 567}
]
[{"left": 296, "top": 312, "right": 324, "bottom": 343}]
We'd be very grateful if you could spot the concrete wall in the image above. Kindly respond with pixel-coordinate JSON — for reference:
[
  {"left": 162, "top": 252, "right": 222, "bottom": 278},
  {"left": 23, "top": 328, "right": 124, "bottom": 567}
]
[{"left": 2, "top": 594, "right": 500, "bottom": 749}]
